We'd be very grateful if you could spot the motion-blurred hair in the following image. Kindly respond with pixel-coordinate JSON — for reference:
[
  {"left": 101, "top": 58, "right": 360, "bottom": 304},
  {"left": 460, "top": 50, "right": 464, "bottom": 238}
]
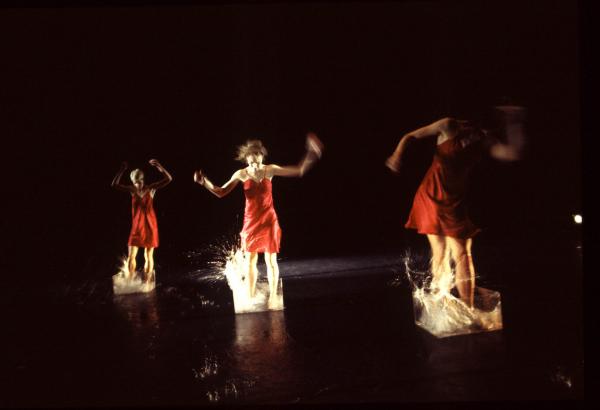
[
  {"left": 130, "top": 169, "right": 144, "bottom": 183},
  {"left": 235, "top": 140, "right": 268, "bottom": 162}
]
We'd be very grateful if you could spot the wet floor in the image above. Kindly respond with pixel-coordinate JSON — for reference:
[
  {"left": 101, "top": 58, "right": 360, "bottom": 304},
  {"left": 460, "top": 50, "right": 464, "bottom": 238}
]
[{"left": 1, "top": 253, "right": 583, "bottom": 406}]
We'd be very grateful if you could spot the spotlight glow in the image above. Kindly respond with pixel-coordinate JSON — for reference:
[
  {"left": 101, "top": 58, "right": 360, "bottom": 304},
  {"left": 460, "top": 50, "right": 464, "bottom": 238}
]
[{"left": 573, "top": 214, "right": 582, "bottom": 224}]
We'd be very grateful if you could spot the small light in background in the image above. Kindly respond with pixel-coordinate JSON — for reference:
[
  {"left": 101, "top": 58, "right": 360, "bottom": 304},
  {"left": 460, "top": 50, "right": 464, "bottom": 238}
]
[{"left": 573, "top": 214, "right": 582, "bottom": 224}]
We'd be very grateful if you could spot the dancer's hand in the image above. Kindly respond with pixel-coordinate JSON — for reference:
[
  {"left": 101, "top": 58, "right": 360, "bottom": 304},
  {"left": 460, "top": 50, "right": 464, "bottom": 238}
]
[
  {"left": 194, "top": 170, "right": 205, "bottom": 185},
  {"left": 306, "top": 132, "right": 324, "bottom": 158},
  {"left": 491, "top": 105, "right": 527, "bottom": 161},
  {"left": 119, "top": 161, "right": 128, "bottom": 171},
  {"left": 149, "top": 159, "right": 164, "bottom": 171},
  {"left": 385, "top": 155, "right": 401, "bottom": 174}
]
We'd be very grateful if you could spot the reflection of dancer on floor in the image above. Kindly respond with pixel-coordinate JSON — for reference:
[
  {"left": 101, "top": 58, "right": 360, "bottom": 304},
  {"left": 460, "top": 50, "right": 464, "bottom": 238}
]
[
  {"left": 386, "top": 107, "right": 525, "bottom": 307},
  {"left": 194, "top": 133, "right": 323, "bottom": 305},
  {"left": 111, "top": 159, "right": 173, "bottom": 283}
]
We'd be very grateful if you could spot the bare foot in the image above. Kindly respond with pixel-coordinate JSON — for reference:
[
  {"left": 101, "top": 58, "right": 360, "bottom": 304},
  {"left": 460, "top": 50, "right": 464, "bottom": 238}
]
[{"left": 268, "top": 294, "right": 280, "bottom": 310}]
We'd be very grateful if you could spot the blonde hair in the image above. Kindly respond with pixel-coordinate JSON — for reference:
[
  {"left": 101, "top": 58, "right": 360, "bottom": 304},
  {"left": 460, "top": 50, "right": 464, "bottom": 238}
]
[
  {"left": 235, "top": 139, "right": 268, "bottom": 162},
  {"left": 130, "top": 169, "right": 144, "bottom": 183}
]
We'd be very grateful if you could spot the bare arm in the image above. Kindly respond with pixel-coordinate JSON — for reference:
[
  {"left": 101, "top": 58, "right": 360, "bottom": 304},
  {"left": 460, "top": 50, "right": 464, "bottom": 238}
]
[
  {"left": 194, "top": 169, "right": 241, "bottom": 198},
  {"left": 269, "top": 132, "right": 324, "bottom": 178},
  {"left": 386, "top": 118, "right": 452, "bottom": 173},
  {"left": 146, "top": 159, "right": 173, "bottom": 190},
  {"left": 487, "top": 106, "right": 526, "bottom": 161},
  {"left": 111, "top": 162, "right": 134, "bottom": 193}
]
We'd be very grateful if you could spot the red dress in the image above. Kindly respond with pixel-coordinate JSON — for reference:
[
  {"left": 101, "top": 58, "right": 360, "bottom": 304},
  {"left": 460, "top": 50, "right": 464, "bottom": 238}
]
[
  {"left": 128, "top": 190, "right": 159, "bottom": 248},
  {"left": 405, "top": 135, "right": 483, "bottom": 239},
  {"left": 240, "top": 178, "right": 282, "bottom": 253}
]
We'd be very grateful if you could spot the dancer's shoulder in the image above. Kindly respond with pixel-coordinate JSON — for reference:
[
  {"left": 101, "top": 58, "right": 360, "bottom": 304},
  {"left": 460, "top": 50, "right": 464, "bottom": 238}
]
[{"left": 234, "top": 169, "right": 246, "bottom": 179}]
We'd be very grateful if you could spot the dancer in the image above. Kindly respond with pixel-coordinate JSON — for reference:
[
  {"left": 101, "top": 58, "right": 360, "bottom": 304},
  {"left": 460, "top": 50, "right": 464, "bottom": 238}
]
[
  {"left": 112, "top": 159, "right": 173, "bottom": 283},
  {"left": 194, "top": 133, "right": 323, "bottom": 306},
  {"left": 386, "top": 107, "right": 525, "bottom": 307}
]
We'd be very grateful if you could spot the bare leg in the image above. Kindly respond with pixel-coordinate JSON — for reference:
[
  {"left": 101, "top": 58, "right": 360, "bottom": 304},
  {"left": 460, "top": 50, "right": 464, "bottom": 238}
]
[
  {"left": 144, "top": 247, "right": 155, "bottom": 283},
  {"left": 426, "top": 234, "right": 450, "bottom": 291},
  {"left": 127, "top": 246, "right": 139, "bottom": 280},
  {"left": 447, "top": 237, "right": 475, "bottom": 308},
  {"left": 465, "top": 238, "right": 476, "bottom": 306},
  {"left": 466, "top": 238, "right": 476, "bottom": 288},
  {"left": 247, "top": 251, "right": 259, "bottom": 298},
  {"left": 265, "top": 252, "right": 280, "bottom": 300}
]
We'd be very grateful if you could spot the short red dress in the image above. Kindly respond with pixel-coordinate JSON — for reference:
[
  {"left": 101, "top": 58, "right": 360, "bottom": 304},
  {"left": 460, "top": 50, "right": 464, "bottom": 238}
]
[
  {"left": 405, "top": 135, "right": 483, "bottom": 239},
  {"left": 128, "top": 190, "right": 159, "bottom": 248},
  {"left": 240, "top": 178, "right": 282, "bottom": 253}
]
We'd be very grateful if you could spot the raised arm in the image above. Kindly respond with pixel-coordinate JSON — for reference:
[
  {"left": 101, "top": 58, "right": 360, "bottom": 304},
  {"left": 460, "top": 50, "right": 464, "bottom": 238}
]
[
  {"left": 487, "top": 106, "right": 527, "bottom": 161},
  {"left": 111, "top": 161, "right": 134, "bottom": 193},
  {"left": 146, "top": 159, "right": 173, "bottom": 190},
  {"left": 385, "top": 117, "right": 452, "bottom": 173},
  {"left": 269, "top": 132, "right": 324, "bottom": 178},
  {"left": 194, "top": 169, "right": 241, "bottom": 198}
]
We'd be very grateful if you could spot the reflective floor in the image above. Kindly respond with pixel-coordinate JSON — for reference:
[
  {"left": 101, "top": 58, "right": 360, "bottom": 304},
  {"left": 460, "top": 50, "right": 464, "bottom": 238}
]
[{"left": 1, "top": 253, "right": 583, "bottom": 406}]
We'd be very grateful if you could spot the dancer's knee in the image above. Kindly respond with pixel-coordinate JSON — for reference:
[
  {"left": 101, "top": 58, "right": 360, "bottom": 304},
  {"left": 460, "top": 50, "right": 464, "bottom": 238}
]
[{"left": 453, "top": 251, "right": 469, "bottom": 266}]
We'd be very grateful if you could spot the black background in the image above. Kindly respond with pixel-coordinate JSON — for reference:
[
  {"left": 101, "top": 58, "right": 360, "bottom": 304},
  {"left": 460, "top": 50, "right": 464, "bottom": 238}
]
[{"left": 1, "top": 0, "right": 581, "bottom": 286}]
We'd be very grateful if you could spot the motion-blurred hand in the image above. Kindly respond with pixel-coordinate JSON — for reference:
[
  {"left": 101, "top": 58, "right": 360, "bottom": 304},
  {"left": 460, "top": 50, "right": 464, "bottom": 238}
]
[
  {"left": 306, "top": 132, "right": 324, "bottom": 158},
  {"left": 194, "top": 170, "right": 205, "bottom": 185},
  {"left": 385, "top": 155, "right": 401, "bottom": 174},
  {"left": 149, "top": 159, "right": 165, "bottom": 171}
]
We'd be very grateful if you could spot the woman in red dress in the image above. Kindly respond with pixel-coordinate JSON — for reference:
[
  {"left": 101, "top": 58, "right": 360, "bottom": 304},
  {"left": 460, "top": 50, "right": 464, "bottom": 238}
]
[
  {"left": 111, "top": 159, "right": 173, "bottom": 283},
  {"left": 386, "top": 108, "right": 525, "bottom": 307},
  {"left": 194, "top": 133, "right": 324, "bottom": 304}
]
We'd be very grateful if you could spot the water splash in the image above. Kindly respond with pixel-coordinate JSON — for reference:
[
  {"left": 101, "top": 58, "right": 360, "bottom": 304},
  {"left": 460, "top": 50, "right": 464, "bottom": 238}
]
[
  {"left": 112, "top": 256, "right": 155, "bottom": 295},
  {"left": 550, "top": 365, "right": 574, "bottom": 390},
  {"left": 187, "top": 236, "right": 284, "bottom": 313},
  {"left": 185, "top": 237, "right": 248, "bottom": 293},
  {"left": 192, "top": 355, "right": 243, "bottom": 402},
  {"left": 185, "top": 236, "right": 240, "bottom": 284},
  {"left": 398, "top": 250, "right": 503, "bottom": 338},
  {"left": 198, "top": 377, "right": 250, "bottom": 403},
  {"left": 223, "top": 247, "right": 284, "bottom": 313},
  {"left": 223, "top": 381, "right": 239, "bottom": 399},
  {"left": 192, "top": 355, "right": 220, "bottom": 380},
  {"left": 206, "top": 390, "right": 220, "bottom": 402}
]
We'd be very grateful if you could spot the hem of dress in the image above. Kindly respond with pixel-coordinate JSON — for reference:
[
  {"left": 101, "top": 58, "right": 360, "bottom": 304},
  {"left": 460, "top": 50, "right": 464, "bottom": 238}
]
[
  {"left": 243, "top": 247, "right": 281, "bottom": 254},
  {"left": 404, "top": 225, "right": 481, "bottom": 240},
  {"left": 128, "top": 243, "right": 159, "bottom": 248}
]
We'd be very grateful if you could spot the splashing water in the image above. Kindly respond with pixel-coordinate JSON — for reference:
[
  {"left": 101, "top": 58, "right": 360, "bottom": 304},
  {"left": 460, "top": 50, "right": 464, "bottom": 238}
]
[
  {"left": 187, "top": 236, "right": 284, "bottom": 313},
  {"left": 186, "top": 237, "right": 249, "bottom": 292},
  {"left": 223, "top": 247, "right": 284, "bottom": 313},
  {"left": 192, "top": 355, "right": 220, "bottom": 380},
  {"left": 112, "top": 256, "right": 155, "bottom": 295},
  {"left": 398, "top": 250, "right": 503, "bottom": 338},
  {"left": 551, "top": 365, "right": 574, "bottom": 390},
  {"left": 185, "top": 237, "right": 241, "bottom": 283},
  {"left": 207, "top": 390, "right": 220, "bottom": 402}
]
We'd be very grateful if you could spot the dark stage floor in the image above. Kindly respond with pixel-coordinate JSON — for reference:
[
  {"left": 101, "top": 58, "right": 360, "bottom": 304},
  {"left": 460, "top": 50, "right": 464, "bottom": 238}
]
[{"left": 1, "top": 253, "right": 583, "bottom": 407}]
